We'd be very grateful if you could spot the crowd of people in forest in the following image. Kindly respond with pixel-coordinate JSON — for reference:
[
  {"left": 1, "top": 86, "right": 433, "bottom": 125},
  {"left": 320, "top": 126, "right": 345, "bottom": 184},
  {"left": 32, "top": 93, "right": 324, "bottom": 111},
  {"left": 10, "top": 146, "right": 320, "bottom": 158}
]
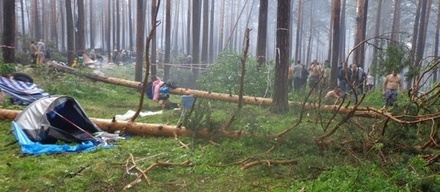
[{"left": 288, "top": 59, "right": 402, "bottom": 108}]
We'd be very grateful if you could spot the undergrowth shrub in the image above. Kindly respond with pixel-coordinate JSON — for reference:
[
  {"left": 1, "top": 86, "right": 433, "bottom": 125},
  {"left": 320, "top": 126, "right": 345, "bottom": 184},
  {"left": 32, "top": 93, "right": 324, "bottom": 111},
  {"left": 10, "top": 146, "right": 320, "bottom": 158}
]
[{"left": 197, "top": 52, "right": 273, "bottom": 97}]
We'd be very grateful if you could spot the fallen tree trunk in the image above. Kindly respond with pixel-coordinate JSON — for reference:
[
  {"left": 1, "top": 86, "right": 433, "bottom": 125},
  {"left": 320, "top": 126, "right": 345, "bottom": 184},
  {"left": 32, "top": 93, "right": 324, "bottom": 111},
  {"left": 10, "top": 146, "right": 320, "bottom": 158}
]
[
  {"left": 47, "top": 62, "right": 384, "bottom": 118},
  {"left": 0, "top": 109, "right": 241, "bottom": 138}
]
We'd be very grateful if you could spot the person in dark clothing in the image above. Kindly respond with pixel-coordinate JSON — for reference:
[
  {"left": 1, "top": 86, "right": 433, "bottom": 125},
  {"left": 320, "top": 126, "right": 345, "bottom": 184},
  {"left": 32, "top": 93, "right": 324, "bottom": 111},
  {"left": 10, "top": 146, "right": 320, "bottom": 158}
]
[{"left": 338, "top": 63, "right": 352, "bottom": 93}]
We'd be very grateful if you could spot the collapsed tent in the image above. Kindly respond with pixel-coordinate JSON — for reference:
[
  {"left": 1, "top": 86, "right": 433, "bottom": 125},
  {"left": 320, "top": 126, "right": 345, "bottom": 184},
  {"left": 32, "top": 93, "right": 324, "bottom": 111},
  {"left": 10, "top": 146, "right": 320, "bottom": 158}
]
[
  {"left": 12, "top": 95, "right": 106, "bottom": 155},
  {"left": 0, "top": 76, "right": 49, "bottom": 105}
]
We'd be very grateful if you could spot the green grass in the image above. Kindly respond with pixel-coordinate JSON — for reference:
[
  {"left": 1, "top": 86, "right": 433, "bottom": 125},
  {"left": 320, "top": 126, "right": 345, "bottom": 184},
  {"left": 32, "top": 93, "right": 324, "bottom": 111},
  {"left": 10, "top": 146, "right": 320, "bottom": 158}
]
[{"left": 0, "top": 65, "right": 439, "bottom": 191}]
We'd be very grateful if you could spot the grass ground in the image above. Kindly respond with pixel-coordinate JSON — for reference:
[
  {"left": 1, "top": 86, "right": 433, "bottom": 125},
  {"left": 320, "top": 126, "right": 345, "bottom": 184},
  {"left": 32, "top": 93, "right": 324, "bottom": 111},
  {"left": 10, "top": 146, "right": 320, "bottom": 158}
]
[{"left": 0, "top": 64, "right": 438, "bottom": 191}]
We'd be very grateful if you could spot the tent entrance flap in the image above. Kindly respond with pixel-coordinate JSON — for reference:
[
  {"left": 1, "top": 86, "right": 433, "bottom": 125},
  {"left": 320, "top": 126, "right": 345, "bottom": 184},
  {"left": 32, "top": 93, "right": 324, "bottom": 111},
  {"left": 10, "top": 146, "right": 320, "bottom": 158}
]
[{"left": 46, "top": 99, "right": 97, "bottom": 143}]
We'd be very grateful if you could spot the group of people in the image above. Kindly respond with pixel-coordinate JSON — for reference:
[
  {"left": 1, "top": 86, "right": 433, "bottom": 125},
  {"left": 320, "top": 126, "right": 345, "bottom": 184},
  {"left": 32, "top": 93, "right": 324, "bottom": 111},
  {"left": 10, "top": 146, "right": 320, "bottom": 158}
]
[
  {"left": 29, "top": 39, "right": 49, "bottom": 65},
  {"left": 289, "top": 59, "right": 403, "bottom": 108},
  {"left": 288, "top": 60, "right": 310, "bottom": 92}
]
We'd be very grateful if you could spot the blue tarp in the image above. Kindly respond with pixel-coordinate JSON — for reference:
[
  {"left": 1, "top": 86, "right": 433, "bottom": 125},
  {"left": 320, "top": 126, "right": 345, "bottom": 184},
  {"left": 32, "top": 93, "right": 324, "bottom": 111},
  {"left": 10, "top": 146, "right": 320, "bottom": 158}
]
[{"left": 12, "top": 121, "right": 98, "bottom": 155}]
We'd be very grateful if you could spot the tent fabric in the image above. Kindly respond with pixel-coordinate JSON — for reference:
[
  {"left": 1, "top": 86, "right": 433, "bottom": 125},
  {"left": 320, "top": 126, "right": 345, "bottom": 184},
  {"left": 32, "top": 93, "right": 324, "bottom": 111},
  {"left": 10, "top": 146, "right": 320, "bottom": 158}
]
[
  {"left": 12, "top": 122, "right": 97, "bottom": 155},
  {"left": 12, "top": 95, "right": 106, "bottom": 155},
  {"left": 0, "top": 76, "right": 49, "bottom": 105}
]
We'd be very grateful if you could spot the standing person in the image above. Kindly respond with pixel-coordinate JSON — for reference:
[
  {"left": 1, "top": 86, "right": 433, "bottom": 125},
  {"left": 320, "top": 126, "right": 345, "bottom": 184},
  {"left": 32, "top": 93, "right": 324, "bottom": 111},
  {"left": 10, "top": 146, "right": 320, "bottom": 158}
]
[
  {"left": 321, "top": 60, "right": 331, "bottom": 89},
  {"left": 351, "top": 64, "right": 365, "bottom": 95},
  {"left": 382, "top": 70, "right": 403, "bottom": 107},
  {"left": 300, "top": 64, "right": 309, "bottom": 92},
  {"left": 338, "top": 63, "right": 352, "bottom": 94},
  {"left": 288, "top": 62, "right": 294, "bottom": 91},
  {"left": 308, "top": 60, "right": 321, "bottom": 92},
  {"left": 37, "top": 39, "right": 46, "bottom": 64},
  {"left": 366, "top": 71, "right": 374, "bottom": 92},
  {"left": 29, "top": 41, "right": 39, "bottom": 65},
  {"left": 292, "top": 60, "right": 303, "bottom": 91}
]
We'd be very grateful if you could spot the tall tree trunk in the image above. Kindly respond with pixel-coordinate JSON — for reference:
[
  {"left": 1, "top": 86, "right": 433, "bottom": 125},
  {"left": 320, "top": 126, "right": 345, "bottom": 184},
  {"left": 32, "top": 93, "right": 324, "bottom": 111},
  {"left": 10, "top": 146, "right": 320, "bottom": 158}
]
[
  {"left": 305, "top": 1, "right": 313, "bottom": 65},
  {"left": 327, "top": 0, "right": 334, "bottom": 61},
  {"left": 116, "top": 0, "right": 120, "bottom": 50},
  {"left": 192, "top": 0, "right": 201, "bottom": 79},
  {"left": 128, "top": 0, "right": 133, "bottom": 51},
  {"left": 60, "top": 1, "right": 65, "bottom": 51},
  {"left": 164, "top": 0, "right": 171, "bottom": 80},
  {"left": 65, "top": 0, "right": 75, "bottom": 66},
  {"left": 390, "top": 0, "right": 400, "bottom": 42},
  {"left": 218, "top": 0, "right": 225, "bottom": 53},
  {"left": 34, "top": 0, "right": 40, "bottom": 39},
  {"left": 295, "top": 0, "right": 303, "bottom": 63},
  {"left": 330, "top": 0, "right": 341, "bottom": 88},
  {"left": 434, "top": 0, "right": 440, "bottom": 82},
  {"left": 89, "top": 0, "right": 94, "bottom": 49},
  {"left": 20, "top": 0, "right": 26, "bottom": 51},
  {"left": 123, "top": 2, "right": 127, "bottom": 49},
  {"left": 256, "top": 0, "right": 268, "bottom": 70},
  {"left": 0, "top": 1, "right": 3, "bottom": 36},
  {"left": 208, "top": 0, "right": 215, "bottom": 62},
  {"left": 76, "top": 0, "right": 85, "bottom": 55},
  {"left": 372, "top": 0, "right": 382, "bottom": 86},
  {"left": 2, "top": 0, "right": 15, "bottom": 63},
  {"left": 338, "top": 0, "right": 346, "bottom": 63},
  {"left": 151, "top": 0, "right": 158, "bottom": 77},
  {"left": 172, "top": 0, "right": 180, "bottom": 56},
  {"left": 186, "top": 0, "right": 192, "bottom": 55},
  {"left": 135, "top": 0, "right": 145, "bottom": 82},
  {"left": 201, "top": 0, "right": 209, "bottom": 68},
  {"left": 50, "top": 0, "right": 57, "bottom": 48},
  {"left": 272, "top": 0, "right": 290, "bottom": 113},
  {"left": 415, "top": 0, "right": 432, "bottom": 79},
  {"left": 107, "top": 0, "right": 112, "bottom": 62},
  {"left": 408, "top": 0, "right": 422, "bottom": 89},
  {"left": 352, "top": 0, "right": 368, "bottom": 69}
]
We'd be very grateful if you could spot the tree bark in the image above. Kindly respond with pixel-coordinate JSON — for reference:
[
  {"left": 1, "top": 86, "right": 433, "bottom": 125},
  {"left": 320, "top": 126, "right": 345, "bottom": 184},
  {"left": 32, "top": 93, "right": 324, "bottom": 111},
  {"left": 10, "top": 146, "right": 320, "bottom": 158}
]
[
  {"left": 294, "top": 0, "right": 303, "bottom": 63},
  {"left": 201, "top": 0, "right": 209, "bottom": 70},
  {"left": 434, "top": 0, "right": 440, "bottom": 82},
  {"left": 208, "top": 0, "right": 215, "bottom": 63},
  {"left": 390, "top": 0, "right": 400, "bottom": 42},
  {"left": 76, "top": 0, "right": 85, "bottom": 55},
  {"left": 256, "top": 0, "right": 268, "bottom": 70},
  {"left": 163, "top": 0, "right": 171, "bottom": 80},
  {"left": 271, "top": 0, "right": 290, "bottom": 113},
  {"left": 352, "top": 0, "right": 368, "bottom": 69},
  {"left": 89, "top": 0, "right": 94, "bottom": 49},
  {"left": 150, "top": 0, "right": 158, "bottom": 77},
  {"left": 330, "top": 0, "right": 341, "bottom": 88},
  {"left": 192, "top": 0, "right": 202, "bottom": 79},
  {"left": 2, "top": 0, "right": 15, "bottom": 63},
  {"left": 65, "top": 0, "right": 75, "bottom": 66},
  {"left": 135, "top": 0, "right": 145, "bottom": 82}
]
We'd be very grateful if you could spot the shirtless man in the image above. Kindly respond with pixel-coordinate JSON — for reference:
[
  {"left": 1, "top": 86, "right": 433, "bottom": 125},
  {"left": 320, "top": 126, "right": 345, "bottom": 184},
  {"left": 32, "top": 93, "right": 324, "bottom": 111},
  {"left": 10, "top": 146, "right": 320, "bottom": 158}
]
[
  {"left": 29, "top": 41, "right": 39, "bottom": 64},
  {"left": 382, "top": 70, "right": 402, "bottom": 107},
  {"left": 324, "top": 86, "right": 345, "bottom": 105},
  {"left": 308, "top": 60, "right": 321, "bottom": 90}
]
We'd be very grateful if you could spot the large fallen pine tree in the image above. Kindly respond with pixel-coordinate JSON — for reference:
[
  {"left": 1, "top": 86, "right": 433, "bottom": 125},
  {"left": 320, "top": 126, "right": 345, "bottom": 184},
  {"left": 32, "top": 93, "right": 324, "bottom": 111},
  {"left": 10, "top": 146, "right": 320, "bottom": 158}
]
[
  {"left": 46, "top": 62, "right": 383, "bottom": 118},
  {"left": 0, "top": 109, "right": 241, "bottom": 138}
]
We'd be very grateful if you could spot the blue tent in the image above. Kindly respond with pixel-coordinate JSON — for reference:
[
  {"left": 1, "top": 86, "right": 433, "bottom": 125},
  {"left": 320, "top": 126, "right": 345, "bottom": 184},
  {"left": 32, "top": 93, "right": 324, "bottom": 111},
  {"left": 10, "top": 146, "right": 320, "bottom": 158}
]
[{"left": 11, "top": 95, "right": 106, "bottom": 155}]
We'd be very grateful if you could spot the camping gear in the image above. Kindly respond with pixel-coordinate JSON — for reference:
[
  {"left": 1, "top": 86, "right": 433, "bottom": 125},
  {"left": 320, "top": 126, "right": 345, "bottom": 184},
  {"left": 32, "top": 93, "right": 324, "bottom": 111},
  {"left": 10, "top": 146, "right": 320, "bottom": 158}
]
[
  {"left": 12, "top": 95, "right": 104, "bottom": 155},
  {"left": 0, "top": 76, "right": 49, "bottom": 105},
  {"left": 177, "top": 95, "right": 194, "bottom": 124}
]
